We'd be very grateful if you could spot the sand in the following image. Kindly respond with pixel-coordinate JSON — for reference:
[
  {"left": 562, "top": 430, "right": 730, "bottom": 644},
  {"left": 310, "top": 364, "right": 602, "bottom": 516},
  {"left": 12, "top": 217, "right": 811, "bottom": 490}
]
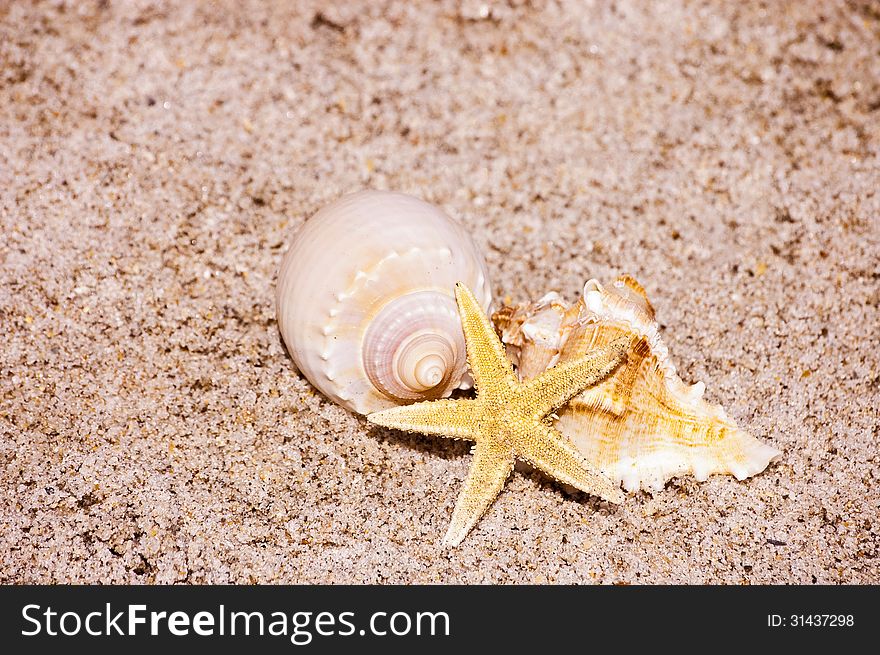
[{"left": 1, "top": 0, "right": 878, "bottom": 584}]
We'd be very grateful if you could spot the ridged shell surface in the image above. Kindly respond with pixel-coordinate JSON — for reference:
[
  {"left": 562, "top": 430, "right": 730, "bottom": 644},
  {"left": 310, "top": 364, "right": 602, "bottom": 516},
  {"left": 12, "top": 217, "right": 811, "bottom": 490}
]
[
  {"left": 494, "top": 276, "right": 781, "bottom": 492},
  {"left": 276, "top": 191, "right": 493, "bottom": 415}
]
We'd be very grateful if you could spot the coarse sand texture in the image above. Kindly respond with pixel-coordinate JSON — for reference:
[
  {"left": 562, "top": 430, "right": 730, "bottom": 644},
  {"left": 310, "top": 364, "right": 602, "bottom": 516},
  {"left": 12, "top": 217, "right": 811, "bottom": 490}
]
[{"left": 1, "top": 1, "right": 878, "bottom": 583}]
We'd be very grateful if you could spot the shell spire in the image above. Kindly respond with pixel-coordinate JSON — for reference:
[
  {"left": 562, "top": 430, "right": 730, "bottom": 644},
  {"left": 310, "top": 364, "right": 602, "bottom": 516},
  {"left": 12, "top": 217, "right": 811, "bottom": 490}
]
[{"left": 493, "top": 275, "right": 781, "bottom": 492}]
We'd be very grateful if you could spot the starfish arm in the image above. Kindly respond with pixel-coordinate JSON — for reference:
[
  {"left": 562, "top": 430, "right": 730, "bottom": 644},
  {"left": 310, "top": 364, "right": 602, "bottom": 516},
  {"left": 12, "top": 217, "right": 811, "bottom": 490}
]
[
  {"left": 454, "top": 282, "right": 517, "bottom": 392},
  {"left": 443, "top": 440, "right": 514, "bottom": 547},
  {"left": 367, "top": 398, "right": 479, "bottom": 440},
  {"left": 517, "top": 337, "right": 631, "bottom": 419},
  {"left": 519, "top": 423, "right": 625, "bottom": 504},
  {"left": 569, "top": 337, "right": 651, "bottom": 416}
]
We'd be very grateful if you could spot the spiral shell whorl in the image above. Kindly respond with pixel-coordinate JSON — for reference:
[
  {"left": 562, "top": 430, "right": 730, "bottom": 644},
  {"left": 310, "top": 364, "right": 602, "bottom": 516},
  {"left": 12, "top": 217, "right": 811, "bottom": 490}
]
[{"left": 362, "top": 291, "right": 465, "bottom": 402}]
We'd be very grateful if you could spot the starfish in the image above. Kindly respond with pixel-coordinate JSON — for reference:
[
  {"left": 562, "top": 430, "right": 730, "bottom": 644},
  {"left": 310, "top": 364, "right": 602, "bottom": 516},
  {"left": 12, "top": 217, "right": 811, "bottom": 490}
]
[{"left": 367, "top": 282, "right": 630, "bottom": 547}]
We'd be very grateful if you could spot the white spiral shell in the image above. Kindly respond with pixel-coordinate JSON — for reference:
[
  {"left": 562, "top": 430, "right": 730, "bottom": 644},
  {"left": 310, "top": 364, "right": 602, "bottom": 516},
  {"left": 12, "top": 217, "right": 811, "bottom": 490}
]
[{"left": 276, "top": 190, "right": 493, "bottom": 415}]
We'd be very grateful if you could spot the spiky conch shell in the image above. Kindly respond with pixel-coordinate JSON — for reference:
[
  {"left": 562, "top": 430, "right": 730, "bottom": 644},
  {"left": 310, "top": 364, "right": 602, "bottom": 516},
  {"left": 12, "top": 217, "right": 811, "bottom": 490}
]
[
  {"left": 493, "top": 276, "right": 781, "bottom": 492},
  {"left": 276, "top": 190, "right": 493, "bottom": 415}
]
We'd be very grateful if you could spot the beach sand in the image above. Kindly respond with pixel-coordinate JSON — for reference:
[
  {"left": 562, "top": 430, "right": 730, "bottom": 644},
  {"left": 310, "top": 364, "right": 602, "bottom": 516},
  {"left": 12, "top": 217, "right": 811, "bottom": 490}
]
[{"left": 1, "top": 0, "right": 877, "bottom": 583}]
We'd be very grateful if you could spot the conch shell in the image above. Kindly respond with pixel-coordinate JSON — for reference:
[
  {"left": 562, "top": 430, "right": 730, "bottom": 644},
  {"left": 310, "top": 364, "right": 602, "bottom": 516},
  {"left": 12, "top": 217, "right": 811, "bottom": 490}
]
[
  {"left": 494, "top": 276, "right": 781, "bottom": 492},
  {"left": 276, "top": 190, "right": 493, "bottom": 415}
]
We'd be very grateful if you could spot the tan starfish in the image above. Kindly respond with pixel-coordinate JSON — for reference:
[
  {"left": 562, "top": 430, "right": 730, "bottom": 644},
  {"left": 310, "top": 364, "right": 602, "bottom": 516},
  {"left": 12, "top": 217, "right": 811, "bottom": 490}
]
[{"left": 367, "top": 282, "right": 630, "bottom": 547}]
